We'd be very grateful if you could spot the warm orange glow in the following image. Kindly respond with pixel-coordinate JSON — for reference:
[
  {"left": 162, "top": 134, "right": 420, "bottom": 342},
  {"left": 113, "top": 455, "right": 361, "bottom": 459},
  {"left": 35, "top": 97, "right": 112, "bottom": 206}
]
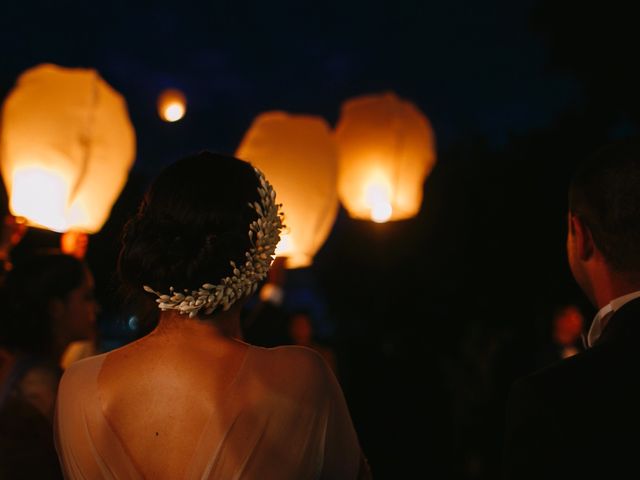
[
  {"left": 0, "top": 64, "right": 136, "bottom": 233},
  {"left": 164, "top": 102, "right": 185, "bottom": 122},
  {"left": 11, "top": 167, "right": 70, "bottom": 232},
  {"left": 237, "top": 112, "right": 339, "bottom": 268},
  {"left": 158, "top": 89, "right": 186, "bottom": 122},
  {"left": 60, "top": 230, "right": 89, "bottom": 259},
  {"left": 335, "top": 92, "right": 436, "bottom": 221},
  {"left": 365, "top": 181, "right": 393, "bottom": 223},
  {"left": 553, "top": 306, "right": 584, "bottom": 347}
]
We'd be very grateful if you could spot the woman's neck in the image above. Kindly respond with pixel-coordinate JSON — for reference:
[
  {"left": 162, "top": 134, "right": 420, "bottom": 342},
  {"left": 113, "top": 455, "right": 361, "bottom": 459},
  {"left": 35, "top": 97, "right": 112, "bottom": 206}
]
[{"left": 153, "top": 306, "right": 244, "bottom": 342}]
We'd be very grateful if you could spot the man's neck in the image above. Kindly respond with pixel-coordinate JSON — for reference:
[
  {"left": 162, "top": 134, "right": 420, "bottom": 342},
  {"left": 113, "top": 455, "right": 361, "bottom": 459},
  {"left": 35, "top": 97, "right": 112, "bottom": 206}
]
[{"left": 592, "top": 270, "right": 640, "bottom": 310}]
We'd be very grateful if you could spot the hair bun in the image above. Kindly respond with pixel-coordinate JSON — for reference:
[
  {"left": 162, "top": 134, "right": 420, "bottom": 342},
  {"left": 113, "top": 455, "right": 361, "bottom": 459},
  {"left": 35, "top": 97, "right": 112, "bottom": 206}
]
[{"left": 118, "top": 152, "right": 263, "bottom": 301}]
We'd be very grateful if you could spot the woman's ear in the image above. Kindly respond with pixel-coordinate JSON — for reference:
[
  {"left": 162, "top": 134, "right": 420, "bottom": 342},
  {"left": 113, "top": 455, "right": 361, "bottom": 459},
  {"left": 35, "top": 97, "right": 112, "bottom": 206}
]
[{"left": 570, "top": 214, "right": 595, "bottom": 261}]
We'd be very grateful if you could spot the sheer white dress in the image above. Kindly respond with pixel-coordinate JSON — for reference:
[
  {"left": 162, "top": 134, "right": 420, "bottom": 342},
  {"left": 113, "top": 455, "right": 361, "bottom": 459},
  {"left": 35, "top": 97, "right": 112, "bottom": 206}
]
[{"left": 54, "top": 344, "right": 366, "bottom": 479}]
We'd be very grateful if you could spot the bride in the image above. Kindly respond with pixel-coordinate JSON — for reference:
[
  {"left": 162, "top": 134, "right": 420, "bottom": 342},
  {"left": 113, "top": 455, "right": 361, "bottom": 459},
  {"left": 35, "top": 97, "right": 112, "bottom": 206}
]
[{"left": 54, "top": 152, "right": 371, "bottom": 479}]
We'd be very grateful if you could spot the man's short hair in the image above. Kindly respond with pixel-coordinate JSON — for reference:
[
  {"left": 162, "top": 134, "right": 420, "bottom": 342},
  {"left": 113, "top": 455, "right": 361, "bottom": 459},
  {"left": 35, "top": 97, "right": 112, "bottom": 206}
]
[{"left": 569, "top": 136, "right": 640, "bottom": 272}]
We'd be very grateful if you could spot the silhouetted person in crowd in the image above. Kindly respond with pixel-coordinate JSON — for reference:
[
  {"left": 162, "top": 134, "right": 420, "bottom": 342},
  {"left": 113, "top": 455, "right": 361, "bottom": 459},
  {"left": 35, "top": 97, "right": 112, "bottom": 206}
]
[
  {"left": 503, "top": 137, "right": 640, "bottom": 478},
  {"left": 0, "top": 253, "right": 96, "bottom": 479},
  {"left": 535, "top": 304, "right": 585, "bottom": 368}
]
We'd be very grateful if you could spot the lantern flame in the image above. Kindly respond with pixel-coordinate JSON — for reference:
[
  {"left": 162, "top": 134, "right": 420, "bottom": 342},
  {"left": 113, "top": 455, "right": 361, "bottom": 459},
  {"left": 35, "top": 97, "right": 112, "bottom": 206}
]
[
  {"left": 365, "top": 182, "right": 393, "bottom": 223},
  {"left": 371, "top": 202, "right": 392, "bottom": 223},
  {"left": 11, "top": 167, "right": 71, "bottom": 232},
  {"left": 158, "top": 89, "right": 186, "bottom": 122}
]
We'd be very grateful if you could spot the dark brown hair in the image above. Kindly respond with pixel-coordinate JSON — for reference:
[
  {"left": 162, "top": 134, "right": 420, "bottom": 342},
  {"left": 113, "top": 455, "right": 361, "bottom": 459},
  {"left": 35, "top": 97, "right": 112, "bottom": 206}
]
[
  {"left": 117, "top": 151, "right": 261, "bottom": 316},
  {"left": 569, "top": 137, "right": 640, "bottom": 272}
]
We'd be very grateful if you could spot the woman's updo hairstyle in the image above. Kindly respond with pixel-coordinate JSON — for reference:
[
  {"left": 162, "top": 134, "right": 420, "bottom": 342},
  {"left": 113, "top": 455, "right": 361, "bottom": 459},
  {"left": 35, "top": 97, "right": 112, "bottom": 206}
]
[{"left": 118, "top": 152, "right": 261, "bottom": 312}]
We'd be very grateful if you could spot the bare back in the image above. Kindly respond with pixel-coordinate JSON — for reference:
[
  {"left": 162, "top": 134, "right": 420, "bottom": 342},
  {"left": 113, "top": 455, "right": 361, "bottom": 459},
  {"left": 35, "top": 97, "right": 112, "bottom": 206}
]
[
  {"left": 97, "top": 333, "right": 250, "bottom": 479},
  {"left": 55, "top": 326, "right": 364, "bottom": 479}
]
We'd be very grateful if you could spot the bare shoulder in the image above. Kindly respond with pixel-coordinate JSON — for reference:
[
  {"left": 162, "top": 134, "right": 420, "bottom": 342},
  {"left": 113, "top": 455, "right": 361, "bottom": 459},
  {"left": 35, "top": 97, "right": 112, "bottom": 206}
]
[
  {"left": 251, "top": 345, "right": 335, "bottom": 393},
  {"left": 56, "top": 354, "right": 107, "bottom": 414},
  {"left": 259, "top": 345, "right": 330, "bottom": 372}
]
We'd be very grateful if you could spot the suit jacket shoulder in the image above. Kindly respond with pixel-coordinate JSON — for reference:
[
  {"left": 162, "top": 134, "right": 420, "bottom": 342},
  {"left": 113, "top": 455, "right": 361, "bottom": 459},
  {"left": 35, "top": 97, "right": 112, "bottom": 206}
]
[{"left": 503, "top": 297, "right": 640, "bottom": 479}]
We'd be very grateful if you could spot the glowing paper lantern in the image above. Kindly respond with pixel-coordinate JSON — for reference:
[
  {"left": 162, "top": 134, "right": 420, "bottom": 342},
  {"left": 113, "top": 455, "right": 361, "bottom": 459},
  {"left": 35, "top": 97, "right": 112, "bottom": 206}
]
[
  {"left": 335, "top": 92, "right": 436, "bottom": 222},
  {"left": 157, "top": 89, "right": 186, "bottom": 122},
  {"left": 236, "top": 112, "right": 339, "bottom": 268},
  {"left": 0, "top": 64, "right": 136, "bottom": 233}
]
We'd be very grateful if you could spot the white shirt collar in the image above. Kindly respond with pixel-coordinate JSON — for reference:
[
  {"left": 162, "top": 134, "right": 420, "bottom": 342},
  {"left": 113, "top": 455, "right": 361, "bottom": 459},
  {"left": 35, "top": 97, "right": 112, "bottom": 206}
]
[{"left": 587, "top": 290, "right": 640, "bottom": 347}]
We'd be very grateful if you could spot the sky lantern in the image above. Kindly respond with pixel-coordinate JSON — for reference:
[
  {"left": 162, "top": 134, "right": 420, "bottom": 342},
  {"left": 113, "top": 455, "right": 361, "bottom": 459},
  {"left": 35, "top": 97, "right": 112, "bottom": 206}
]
[
  {"left": 0, "top": 63, "right": 136, "bottom": 233},
  {"left": 236, "top": 112, "right": 339, "bottom": 268},
  {"left": 157, "top": 88, "right": 186, "bottom": 122},
  {"left": 334, "top": 92, "right": 436, "bottom": 222}
]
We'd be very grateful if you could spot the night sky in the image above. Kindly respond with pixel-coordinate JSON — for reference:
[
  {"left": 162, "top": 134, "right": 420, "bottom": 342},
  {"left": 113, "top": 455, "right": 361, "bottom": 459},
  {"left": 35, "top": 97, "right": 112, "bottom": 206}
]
[
  {"left": 2, "top": 0, "right": 579, "bottom": 169},
  {"left": 2, "top": 1, "right": 639, "bottom": 478}
]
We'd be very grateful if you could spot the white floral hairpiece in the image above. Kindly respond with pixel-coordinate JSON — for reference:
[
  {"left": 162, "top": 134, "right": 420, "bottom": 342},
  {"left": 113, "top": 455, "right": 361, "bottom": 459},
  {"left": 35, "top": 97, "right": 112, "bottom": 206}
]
[{"left": 143, "top": 167, "right": 283, "bottom": 318}]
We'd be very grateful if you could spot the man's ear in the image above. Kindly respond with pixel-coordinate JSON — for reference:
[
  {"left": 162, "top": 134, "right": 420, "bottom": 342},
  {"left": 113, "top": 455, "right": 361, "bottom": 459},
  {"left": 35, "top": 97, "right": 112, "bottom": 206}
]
[{"left": 570, "top": 213, "right": 595, "bottom": 261}]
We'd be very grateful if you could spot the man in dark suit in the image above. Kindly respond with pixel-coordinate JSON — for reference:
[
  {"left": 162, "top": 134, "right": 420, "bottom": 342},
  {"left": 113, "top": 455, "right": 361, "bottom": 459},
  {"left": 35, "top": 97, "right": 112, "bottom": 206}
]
[{"left": 503, "top": 138, "right": 640, "bottom": 478}]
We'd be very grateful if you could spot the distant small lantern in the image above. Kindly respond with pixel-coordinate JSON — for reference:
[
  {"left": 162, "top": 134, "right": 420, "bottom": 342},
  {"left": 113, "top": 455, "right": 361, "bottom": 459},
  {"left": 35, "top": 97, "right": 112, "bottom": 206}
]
[
  {"left": 236, "top": 112, "right": 339, "bottom": 268},
  {"left": 157, "top": 89, "right": 186, "bottom": 122},
  {"left": 0, "top": 64, "right": 136, "bottom": 233},
  {"left": 335, "top": 92, "right": 436, "bottom": 222}
]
